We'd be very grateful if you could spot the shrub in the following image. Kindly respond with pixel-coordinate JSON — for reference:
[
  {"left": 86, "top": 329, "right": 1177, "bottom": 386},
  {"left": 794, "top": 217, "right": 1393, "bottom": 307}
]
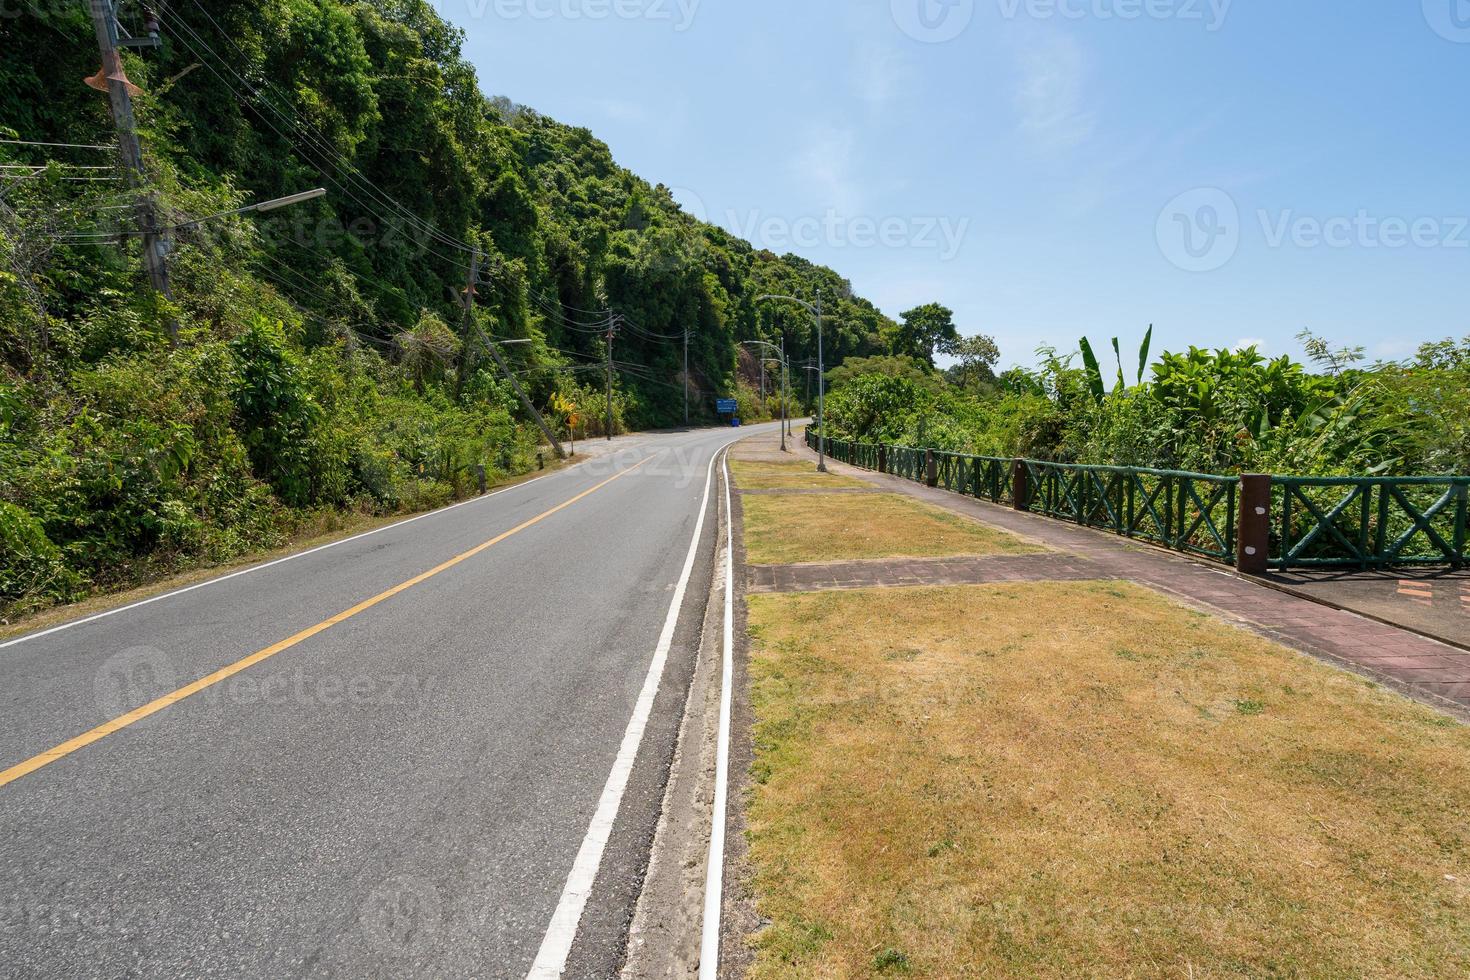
[{"left": 0, "top": 501, "right": 83, "bottom": 612}]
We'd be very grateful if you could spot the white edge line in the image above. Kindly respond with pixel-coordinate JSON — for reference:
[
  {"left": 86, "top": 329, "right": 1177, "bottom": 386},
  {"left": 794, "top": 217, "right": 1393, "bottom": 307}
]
[
  {"left": 526, "top": 444, "right": 724, "bottom": 979},
  {"left": 698, "top": 449, "right": 735, "bottom": 979},
  {"left": 0, "top": 460, "right": 580, "bottom": 652}
]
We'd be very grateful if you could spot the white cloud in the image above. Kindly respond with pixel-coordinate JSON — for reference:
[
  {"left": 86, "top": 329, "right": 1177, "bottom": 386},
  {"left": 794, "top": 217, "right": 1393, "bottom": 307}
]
[
  {"left": 1233, "top": 337, "right": 1267, "bottom": 352},
  {"left": 1013, "top": 35, "right": 1097, "bottom": 154}
]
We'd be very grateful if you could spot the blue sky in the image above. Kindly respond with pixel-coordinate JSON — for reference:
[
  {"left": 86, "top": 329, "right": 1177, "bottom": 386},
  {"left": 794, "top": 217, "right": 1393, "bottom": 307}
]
[{"left": 440, "top": 0, "right": 1470, "bottom": 371}]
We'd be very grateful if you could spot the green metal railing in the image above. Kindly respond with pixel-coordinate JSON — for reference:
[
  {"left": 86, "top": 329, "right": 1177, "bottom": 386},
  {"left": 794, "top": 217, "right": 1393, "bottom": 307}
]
[
  {"left": 1021, "top": 461, "right": 1238, "bottom": 562},
  {"left": 805, "top": 427, "right": 1467, "bottom": 570},
  {"left": 1274, "top": 476, "right": 1470, "bottom": 569},
  {"left": 933, "top": 451, "right": 1013, "bottom": 503}
]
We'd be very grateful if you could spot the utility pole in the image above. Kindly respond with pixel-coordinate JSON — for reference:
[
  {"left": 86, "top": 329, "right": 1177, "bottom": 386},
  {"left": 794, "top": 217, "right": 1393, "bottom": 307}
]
[
  {"left": 815, "top": 287, "right": 827, "bottom": 472},
  {"left": 605, "top": 315, "right": 616, "bottom": 440},
  {"left": 464, "top": 250, "right": 565, "bottom": 459},
  {"left": 86, "top": 0, "right": 175, "bottom": 342},
  {"left": 683, "top": 326, "right": 690, "bottom": 428},
  {"left": 780, "top": 333, "right": 790, "bottom": 444},
  {"left": 456, "top": 251, "right": 479, "bottom": 397}
]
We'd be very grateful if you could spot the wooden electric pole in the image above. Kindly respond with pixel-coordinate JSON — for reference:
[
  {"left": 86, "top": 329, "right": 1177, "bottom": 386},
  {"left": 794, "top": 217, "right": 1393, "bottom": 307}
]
[
  {"left": 85, "top": 0, "right": 175, "bottom": 343},
  {"left": 605, "top": 315, "right": 617, "bottom": 440}
]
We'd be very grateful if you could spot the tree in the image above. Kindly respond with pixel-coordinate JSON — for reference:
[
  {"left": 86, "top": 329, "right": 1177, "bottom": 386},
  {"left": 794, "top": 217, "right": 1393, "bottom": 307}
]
[
  {"left": 895, "top": 303, "right": 960, "bottom": 365},
  {"left": 1297, "top": 328, "right": 1365, "bottom": 376},
  {"left": 826, "top": 354, "right": 935, "bottom": 389},
  {"left": 945, "top": 333, "right": 1001, "bottom": 389}
]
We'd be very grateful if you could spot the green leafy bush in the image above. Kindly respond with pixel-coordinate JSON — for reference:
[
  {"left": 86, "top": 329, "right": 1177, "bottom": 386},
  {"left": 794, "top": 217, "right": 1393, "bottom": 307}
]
[{"left": 0, "top": 502, "right": 82, "bottom": 612}]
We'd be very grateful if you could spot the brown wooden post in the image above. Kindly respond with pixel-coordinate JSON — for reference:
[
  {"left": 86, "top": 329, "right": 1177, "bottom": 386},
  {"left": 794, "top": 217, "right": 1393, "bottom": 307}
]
[
  {"left": 1012, "top": 460, "right": 1029, "bottom": 511},
  {"left": 925, "top": 448, "right": 938, "bottom": 487},
  {"left": 1237, "top": 474, "right": 1271, "bottom": 575},
  {"left": 877, "top": 445, "right": 887, "bottom": 474}
]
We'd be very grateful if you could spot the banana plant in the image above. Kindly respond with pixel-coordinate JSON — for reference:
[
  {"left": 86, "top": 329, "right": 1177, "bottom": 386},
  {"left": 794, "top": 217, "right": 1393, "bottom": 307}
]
[
  {"left": 1078, "top": 327, "right": 1154, "bottom": 403},
  {"left": 1078, "top": 337, "right": 1106, "bottom": 404}
]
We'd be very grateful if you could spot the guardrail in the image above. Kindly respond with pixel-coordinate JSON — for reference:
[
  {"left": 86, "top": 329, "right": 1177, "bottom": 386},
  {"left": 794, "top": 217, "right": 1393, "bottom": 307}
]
[{"left": 808, "top": 428, "right": 1468, "bottom": 572}]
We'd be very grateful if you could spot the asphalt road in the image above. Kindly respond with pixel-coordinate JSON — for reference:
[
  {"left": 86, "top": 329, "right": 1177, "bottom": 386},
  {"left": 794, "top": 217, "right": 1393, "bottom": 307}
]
[{"left": 0, "top": 423, "right": 772, "bottom": 978}]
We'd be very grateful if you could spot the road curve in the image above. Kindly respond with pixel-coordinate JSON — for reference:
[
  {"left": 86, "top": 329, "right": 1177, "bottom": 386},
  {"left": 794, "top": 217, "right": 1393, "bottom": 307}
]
[{"left": 0, "top": 423, "right": 774, "bottom": 978}]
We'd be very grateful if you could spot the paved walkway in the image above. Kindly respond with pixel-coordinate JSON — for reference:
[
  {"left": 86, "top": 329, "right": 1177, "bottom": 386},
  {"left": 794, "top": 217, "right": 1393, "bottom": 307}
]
[
  {"left": 746, "top": 434, "right": 1470, "bottom": 718},
  {"left": 747, "top": 553, "right": 1101, "bottom": 593}
]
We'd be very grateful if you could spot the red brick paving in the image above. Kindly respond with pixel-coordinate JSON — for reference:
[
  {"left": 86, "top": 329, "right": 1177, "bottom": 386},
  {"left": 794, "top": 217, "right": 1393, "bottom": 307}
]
[{"left": 767, "top": 435, "right": 1470, "bottom": 717}]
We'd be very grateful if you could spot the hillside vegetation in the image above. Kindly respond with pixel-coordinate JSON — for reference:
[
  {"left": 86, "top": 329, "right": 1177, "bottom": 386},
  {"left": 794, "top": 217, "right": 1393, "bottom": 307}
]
[{"left": 0, "top": 0, "right": 942, "bottom": 615}]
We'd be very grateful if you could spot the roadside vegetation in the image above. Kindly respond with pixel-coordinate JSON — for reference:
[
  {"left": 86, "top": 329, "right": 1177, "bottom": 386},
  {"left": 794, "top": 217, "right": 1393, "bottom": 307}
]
[
  {"left": 823, "top": 329, "right": 1470, "bottom": 476},
  {"left": 746, "top": 581, "right": 1470, "bottom": 977},
  {"left": 0, "top": 0, "right": 959, "bottom": 617}
]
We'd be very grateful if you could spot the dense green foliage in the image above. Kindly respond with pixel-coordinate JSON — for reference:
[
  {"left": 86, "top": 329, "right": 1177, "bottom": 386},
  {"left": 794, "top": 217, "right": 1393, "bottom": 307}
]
[
  {"left": 0, "top": 0, "right": 918, "bottom": 614},
  {"left": 824, "top": 333, "right": 1470, "bottom": 477}
]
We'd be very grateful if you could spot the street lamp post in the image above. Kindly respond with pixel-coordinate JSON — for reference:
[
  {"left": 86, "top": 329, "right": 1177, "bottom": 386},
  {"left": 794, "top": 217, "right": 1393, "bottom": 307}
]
[
  {"left": 756, "top": 290, "right": 827, "bottom": 472},
  {"left": 170, "top": 187, "right": 328, "bottom": 231},
  {"left": 740, "top": 339, "right": 788, "bottom": 452},
  {"left": 87, "top": 187, "right": 328, "bottom": 344}
]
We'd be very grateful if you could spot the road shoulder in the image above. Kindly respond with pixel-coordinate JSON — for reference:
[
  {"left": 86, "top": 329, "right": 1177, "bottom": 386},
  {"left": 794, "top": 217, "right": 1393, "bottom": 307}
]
[{"left": 620, "top": 442, "right": 764, "bottom": 980}]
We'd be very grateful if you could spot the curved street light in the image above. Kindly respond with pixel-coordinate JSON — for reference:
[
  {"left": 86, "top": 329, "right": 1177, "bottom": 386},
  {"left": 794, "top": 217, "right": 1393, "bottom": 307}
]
[
  {"left": 740, "top": 339, "right": 788, "bottom": 452},
  {"left": 171, "top": 187, "right": 327, "bottom": 231},
  {"left": 755, "top": 291, "right": 828, "bottom": 471}
]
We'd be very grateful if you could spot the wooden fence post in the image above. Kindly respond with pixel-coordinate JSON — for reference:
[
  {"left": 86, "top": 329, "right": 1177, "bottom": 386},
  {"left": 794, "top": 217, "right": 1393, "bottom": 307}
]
[
  {"left": 877, "top": 446, "right": 887, "bottom": 474},
  {"left": 1012, "top": 460, "right": 1029, "bottom": 511},
  {"left": 925, "top": 449, "right": 938, "bottom": 487},
  {"left": 1237, "top": 474, "right": 1271, "bottom": 575}
]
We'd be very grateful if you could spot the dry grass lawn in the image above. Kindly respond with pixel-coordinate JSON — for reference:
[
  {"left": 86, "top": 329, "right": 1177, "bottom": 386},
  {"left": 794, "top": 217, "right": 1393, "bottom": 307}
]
[
  {"left": 731, "top": 459, "right": 872, "bottom": 491},
  {"left": 746, "top": 581, "right": 1470, "bottom": 978},
  {"left": 742, "top": 493, "right": 1038, "bottom": 564}
]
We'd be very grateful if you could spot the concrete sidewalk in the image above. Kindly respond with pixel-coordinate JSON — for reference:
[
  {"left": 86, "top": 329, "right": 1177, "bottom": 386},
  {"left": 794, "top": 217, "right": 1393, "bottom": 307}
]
[{"left": 782, "top": 433, "right": 1470, "bottom": 719}]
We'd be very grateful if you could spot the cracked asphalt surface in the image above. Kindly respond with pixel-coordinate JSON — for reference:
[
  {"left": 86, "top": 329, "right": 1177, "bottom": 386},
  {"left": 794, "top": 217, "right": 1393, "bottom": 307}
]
[{"left": 0, "top": 423, "right": 769, "bottom": 978}]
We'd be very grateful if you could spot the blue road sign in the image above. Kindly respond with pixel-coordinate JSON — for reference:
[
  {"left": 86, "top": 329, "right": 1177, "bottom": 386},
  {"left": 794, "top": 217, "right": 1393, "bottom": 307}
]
[{"left": 716, "top": 398, "right": 738, "bottom": 414}]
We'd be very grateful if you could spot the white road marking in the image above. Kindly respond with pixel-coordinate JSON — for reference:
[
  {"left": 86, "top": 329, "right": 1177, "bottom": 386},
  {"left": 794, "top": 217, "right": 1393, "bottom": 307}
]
[
  {"left": 527, "top": 444, "right": 724, "bottom": 979},
  {"left": 698, "top": 450, "right": 736, "bottom": 979},
  {"left": 0, "top": 461, "right": 576, "bottom": 651}
]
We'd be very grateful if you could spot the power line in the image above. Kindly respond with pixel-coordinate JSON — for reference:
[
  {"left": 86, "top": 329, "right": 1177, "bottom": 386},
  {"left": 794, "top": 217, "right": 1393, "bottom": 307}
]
[
  {"left": 615, "top": 312, "right": 684, "bottom": 341},
  {"left": 0, "top": 139, "right": 117, "bottom": 151},
  {"left": 539, "top": 294, "right": 615, "bottom": 319},
  {"left": 160, "top": 0, "right": 476, "bottom": 261},
  {"left": 0, "top": 164, "right": 114, "bottom": 171},
  {"left": 156, "top": 10, "right": 469, "bottom": 266},
  {"left": 528, "top": 291, "right": 614, "bottom": 328}
]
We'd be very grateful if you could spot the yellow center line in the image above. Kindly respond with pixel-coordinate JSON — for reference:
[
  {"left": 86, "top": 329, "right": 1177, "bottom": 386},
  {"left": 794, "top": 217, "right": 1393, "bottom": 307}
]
[{"left": 0, "top": 455, "right": 653, "bottom": 790}]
